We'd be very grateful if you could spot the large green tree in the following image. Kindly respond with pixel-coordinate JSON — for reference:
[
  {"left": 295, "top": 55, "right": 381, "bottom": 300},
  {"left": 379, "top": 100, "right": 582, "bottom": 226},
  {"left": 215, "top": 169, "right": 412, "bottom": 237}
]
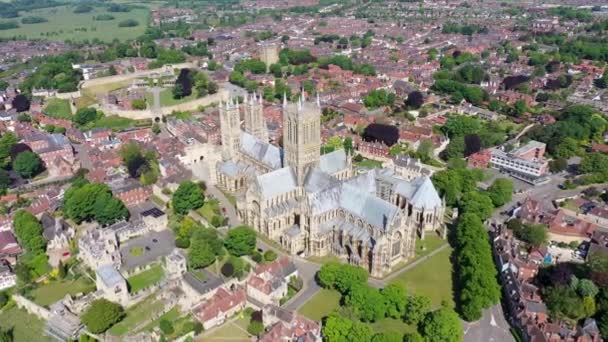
[
  {"left": 13, "top": 151, "right": 43, "bottom": 179},
  {"left": 382, "top": 283, "right": 407, "bottom": 319},
  {"left": 419, "top": 307, "right": 463, "bottom": 342},
  {"left": 322, "top": 312, "right": 373, "bottom": 342},
  {"left": 318, "top": 262, "right": 368, "bottom": 294},
  {"left": 188, "top": 237, "right": 216, "bottom": 269},
  {"left": 487, "top": 178, "right": 513, "bottom": 207},
  {"left": 73, "top": 107, "right": 100, "bottom": 126},
  {"left": 345, "top": 284, "right": 387, "bottom": 322},
  {"left": 172, "top": 181, "right": 204, "bottom": 215},
  {"left": 81, "top": 299, "right": 125, "bottom": 333},
  {"left": 224, "top": 226, "right": 256, "bottom": 256}
]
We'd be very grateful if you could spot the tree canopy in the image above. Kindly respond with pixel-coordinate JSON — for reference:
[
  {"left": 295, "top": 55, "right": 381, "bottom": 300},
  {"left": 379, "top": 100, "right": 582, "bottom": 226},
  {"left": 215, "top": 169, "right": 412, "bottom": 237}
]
[
  {"left": 64, "top": 181, "right": 128, "bottom": 225},
  {"left": 224, "top": 225, "right": 256, "bottom": 256},
  {"left": 81, "top": 299, "right": 125, "bottom": 333},
  {"left": 419, "top": 307, "right": 463, "bottom": 342},
  {"left": 172, "top": 181, "right": 205, "bottom": 215},
  {"left": 12, "top": 151, "right": 43, "bottom": 179}
]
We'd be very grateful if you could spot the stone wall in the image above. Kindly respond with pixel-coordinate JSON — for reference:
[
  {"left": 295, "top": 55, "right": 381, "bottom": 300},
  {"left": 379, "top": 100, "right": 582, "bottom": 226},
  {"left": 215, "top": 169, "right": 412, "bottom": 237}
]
[
  {"left": 13, "top": 294, "right": 51, "bottom": 321},
  {"left": 99, "top": 89, "right": 227, "bottom": 120},
  {"left": 80, "top": 63, "right": 196, "bottom": 89}
]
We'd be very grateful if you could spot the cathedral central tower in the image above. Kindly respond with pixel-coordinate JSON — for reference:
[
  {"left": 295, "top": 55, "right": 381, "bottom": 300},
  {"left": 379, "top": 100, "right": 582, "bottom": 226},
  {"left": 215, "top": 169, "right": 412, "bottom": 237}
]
[{"left": 282, "top": 94, "right": 322, "bottom": 185}]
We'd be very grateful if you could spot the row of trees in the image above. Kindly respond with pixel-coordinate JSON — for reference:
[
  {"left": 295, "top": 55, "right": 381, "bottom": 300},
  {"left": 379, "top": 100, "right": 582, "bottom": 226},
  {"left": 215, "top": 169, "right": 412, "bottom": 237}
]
[{"left": 453, "top": 213, "right": 501, "bottom": 320}]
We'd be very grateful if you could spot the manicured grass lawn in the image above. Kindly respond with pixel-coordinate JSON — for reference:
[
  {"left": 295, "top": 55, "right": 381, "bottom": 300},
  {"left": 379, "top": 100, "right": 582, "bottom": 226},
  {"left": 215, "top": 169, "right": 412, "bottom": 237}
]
[
  {"left": 0, "top": 5, "right": 150, "bottom": 42},
  {"left": 109, "top": 295, "right": 165, "bottom": 336},
  {"left": 31, "top": 277, "right": 96, "bottom": 307},
  {"left": 355, "top": 157, "right": 383, "bottom": 169},
  {"left": 298, "top": 288, "right": 342, "bottom": 321},
  {"left": 390, "top": 246, "right": 454, "bottom": 309},
  {"left": 0, "top": 305, "right": 54, "bottom": 342},
  {"left": 43, "top": 98, "right": 72, "bottom": 119},
  {"left": 127, "top": 265, "right": 165, "bottom": 293},
  {"left": 91, "top": 116, "right": 137, "bottom": 131}
]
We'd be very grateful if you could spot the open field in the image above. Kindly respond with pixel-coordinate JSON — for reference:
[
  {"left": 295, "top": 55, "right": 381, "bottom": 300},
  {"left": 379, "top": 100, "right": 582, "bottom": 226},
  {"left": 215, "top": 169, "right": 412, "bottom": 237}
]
[
  {"left": 127, "top": 264, "right": 165, "bottom": 293},
  {"left": 31, "top": 277, "right": 96, "bottom": 307},
  {"left": 0, "top": 305, "right": 54, "bottom": 342},
  {"left": 43, "top": 98, "right": 72, "bottom": 119},
  {"left": 298, "top": 288, "right": 342, "bottom": 321},
  {"left": 389, "top": 245, "right": 454, "bottom": 308},
  {"left": 82, "top": 79, "right": 133, "bottom": 97},
  {"left": 0, "top": 5, "right": 150, "bottom": 42}
]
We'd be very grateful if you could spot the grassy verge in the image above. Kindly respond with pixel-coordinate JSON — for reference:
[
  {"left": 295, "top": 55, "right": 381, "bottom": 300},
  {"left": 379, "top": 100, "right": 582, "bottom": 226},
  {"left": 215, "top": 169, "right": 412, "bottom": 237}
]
[
  {"left": 355, "top": 157, "right": 383, "bottom": 169},
  {"left": 109, "top": 295, "right": 165, "bottom": 336}
]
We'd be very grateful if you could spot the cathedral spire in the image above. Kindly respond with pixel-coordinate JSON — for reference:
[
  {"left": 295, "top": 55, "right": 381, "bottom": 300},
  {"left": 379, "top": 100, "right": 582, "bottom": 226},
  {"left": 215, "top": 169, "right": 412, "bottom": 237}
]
[
  {"left": 283, "top": 92, "right": 287, "bottom": 107},
  {"left": 316, "top": 92, "right": 321, "bottom": 107}
]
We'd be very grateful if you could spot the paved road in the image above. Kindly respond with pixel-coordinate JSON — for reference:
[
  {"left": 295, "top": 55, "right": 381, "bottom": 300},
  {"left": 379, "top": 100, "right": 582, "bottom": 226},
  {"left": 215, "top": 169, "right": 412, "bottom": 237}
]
[
  {"left": 206, "top": 185, "right": 240, "bottom": 226},
  {"left": 149, "top": 86, "right": 163, "bottom": 115},
  {"left": 464, "top": 305, "right": 514, "bottom": 342}
]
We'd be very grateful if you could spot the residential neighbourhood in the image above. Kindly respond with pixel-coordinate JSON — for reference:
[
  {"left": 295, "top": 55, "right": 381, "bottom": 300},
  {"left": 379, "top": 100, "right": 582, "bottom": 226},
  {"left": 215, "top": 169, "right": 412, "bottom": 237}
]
[{"left": 0, "top": 0, "right": 608, "bottom": 342}]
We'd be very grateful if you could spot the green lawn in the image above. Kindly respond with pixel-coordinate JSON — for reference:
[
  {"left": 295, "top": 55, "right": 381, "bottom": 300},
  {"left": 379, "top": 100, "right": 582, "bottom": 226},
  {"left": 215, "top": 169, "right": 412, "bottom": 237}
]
[
  {"left": 43, "top": 98, "right": 72, "bottom": 119},
  {"left": 0, "top": 5, "right": 150, "bottom": 42},
  {"left": 0, "top": 305, "right": 54, "bottom": 342},
  {"left": 31, "top": 277, "right": 96, "bottom": 307},
  {"left": 91, "top": 116, "right": 137, "bottom": 131},
  {"left": 82, "top": 79, "right": 133, "bottom": 98},
  {"left": 109, "top": 295, "right": 165, "bottom": 336},
  {"left": 390, "top": 246, "right": 454, "bottom": 309},
  {"left": 127, "top": 265, "right": 165, "bottom": 293},
  {"left": 203, "top": 315, "right": 251, "bottom": 341},
  {"left": 146, "top": 88, "right": 197, "bottom": 107},
  {"left": 139, "top": 306, "right": 180, "bottom": 332},
  {"left": 387, "top": 235, "right": 448, "bottom": 276},
  {"left": 298, "top": 288, "right": 342, "bottom": 321},
  {"left": 369, "top": 317, "right": 415, "bottom": 335}
]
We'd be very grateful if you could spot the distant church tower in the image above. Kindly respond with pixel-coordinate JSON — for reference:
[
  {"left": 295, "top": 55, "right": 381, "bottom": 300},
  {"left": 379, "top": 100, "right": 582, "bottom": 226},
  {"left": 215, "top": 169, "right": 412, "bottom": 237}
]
[
  {"left": 219, "top": 98, "right": 241, "bottom": 160},
  {"left": 243, "top": 93, "right": 268, "bottom": 143},
  {"left": 283, "top": 93, "right": 322, "bottom": 185}
]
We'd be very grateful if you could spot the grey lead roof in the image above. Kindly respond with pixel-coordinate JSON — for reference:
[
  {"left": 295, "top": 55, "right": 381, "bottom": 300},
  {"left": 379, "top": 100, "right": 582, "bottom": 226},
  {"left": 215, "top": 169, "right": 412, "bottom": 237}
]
[
  {"left": 240, "top": 131, "right": 282, "bottom": 170},
  {"left": 340, "top": 183, "right": 399, "bottom": 230},
  {"left": 319, "top": 149, "right": 348, "bottom": 175},
  {"left": 96, "top": 265, "right": 124, "bottom": 288},
  {"left": 256, "top": 167, "right": 297, "bottom": 199}
]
